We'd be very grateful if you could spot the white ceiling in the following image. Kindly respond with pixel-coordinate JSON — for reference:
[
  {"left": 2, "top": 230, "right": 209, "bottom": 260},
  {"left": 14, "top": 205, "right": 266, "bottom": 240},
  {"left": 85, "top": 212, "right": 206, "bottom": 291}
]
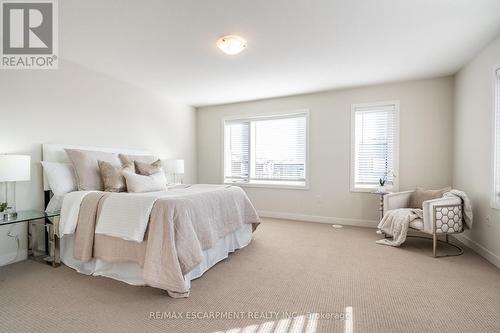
[{"left": 61, "top": 0, "right": 500, "bottom": 107}]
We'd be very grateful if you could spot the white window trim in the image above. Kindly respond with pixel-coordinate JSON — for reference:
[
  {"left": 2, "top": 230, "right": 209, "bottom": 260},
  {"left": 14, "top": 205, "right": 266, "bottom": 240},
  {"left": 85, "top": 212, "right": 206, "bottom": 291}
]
[
  {"left": 491, "top": 64, "right": 500, "bottom": 210},
  {"left": 350, "top": 100, "right": 400, "bottom": 193},
  {"left": 221, "top": 109, "right": 310, "bottom": 190}
]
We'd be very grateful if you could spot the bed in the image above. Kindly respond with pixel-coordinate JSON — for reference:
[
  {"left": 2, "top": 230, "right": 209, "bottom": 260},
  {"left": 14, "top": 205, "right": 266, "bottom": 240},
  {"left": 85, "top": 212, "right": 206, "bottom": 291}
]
[{"left": 42, "top": 144, "right": 260, "bottom": 297}]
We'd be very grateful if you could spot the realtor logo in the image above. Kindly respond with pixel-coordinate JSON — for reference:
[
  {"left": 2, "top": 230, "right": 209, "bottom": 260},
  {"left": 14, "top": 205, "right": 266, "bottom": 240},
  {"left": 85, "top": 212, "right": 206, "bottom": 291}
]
[{"left": 1, "top": 0, "right": 58, "bottom": 69}]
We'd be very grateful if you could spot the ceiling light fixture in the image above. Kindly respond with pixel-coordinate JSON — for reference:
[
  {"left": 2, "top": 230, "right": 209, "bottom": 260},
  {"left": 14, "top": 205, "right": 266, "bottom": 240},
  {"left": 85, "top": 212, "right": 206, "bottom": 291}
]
[{"left": 217, "top": 35, "right": 247, "bottom": 55}]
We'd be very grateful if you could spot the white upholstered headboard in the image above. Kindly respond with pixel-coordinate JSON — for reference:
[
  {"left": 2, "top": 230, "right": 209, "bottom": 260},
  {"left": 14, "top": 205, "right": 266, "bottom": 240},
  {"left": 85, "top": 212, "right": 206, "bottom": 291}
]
[{"left": 42, "top": 144, "right": 152, "bottom": 191}]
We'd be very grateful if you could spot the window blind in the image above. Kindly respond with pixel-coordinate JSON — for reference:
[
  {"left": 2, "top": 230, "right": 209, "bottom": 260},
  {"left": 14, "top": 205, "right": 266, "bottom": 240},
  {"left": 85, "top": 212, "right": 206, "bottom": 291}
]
[
  {"left": 224, "top": 121, "right": 249, "bottom": 181},
  {"left": 253, "top": 116, "right": 306, "bottom": 181},
  {"left": 353, "top": 104, "right": 396, "bottom": 188},
  {"left": 224, "top": 114, "right": 307, "bottom": 185},
  {"left": 495, "top": 69, "right": 500, "bottom": 203}
]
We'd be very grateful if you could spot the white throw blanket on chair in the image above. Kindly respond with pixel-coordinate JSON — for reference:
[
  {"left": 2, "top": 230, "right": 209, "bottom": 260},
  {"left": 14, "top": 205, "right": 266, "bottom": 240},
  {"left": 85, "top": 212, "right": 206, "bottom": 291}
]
[
  {"left": 444, "top": 189, "right": 473, "bottom": 228},
  {"left": 376, "top": 208, "right": 423, "bottom": 246}
]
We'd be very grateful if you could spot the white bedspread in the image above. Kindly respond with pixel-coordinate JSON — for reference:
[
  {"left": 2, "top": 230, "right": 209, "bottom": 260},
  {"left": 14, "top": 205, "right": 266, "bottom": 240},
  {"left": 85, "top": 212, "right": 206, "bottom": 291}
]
[
  {"left": 94, "top": 191, "right": 170, "bottom": 242},
  {"left": 59, "top": 191, "right": 94, "bottom": 236},
  {"left": 59, "top": 184, "right": 239, "bottom": 242},
  {"left": 94, "top": 184, "right": 237, "bottom": 242}
]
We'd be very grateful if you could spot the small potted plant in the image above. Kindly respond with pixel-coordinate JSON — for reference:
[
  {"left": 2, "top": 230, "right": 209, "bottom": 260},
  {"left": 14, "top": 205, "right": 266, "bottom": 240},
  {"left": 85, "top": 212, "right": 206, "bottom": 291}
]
[
  {"left": 378, "top": 171, "right": 396, "bottom": 193},
  {"left": 0, "top": 202, "right": 11, "bottom": 220}
]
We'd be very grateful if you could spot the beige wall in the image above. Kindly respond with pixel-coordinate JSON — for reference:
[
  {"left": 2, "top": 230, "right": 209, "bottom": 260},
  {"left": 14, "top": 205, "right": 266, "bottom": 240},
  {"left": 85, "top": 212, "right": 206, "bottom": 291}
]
[
  {"left": 453, "top": 35, "right": 500, "bottom": 267},
  {"left": 197, "top": 77, "right": 454, "bottom": 225},
  {"left": 0, "top": 60, "right": 197, "bottom": 265}
]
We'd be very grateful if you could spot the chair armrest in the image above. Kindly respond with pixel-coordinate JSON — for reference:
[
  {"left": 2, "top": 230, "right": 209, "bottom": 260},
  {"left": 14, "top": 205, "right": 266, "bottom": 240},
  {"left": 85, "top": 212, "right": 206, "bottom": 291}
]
[
  {"left": 422, "top": 197, "right": 462, "bottom": 234},
  {"left": 383, "top": 190, "right": 414, "bottom": 214}
]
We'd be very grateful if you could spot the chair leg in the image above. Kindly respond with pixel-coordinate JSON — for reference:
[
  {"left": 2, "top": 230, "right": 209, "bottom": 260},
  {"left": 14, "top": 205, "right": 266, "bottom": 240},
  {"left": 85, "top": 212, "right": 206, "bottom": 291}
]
[
  {"left": 406, "top": 233, "right": 464, "bottom": 258},
  {"left": 433, "top": 234, "right": 437, "bottom": 258},
  {"left": 445, "top": 234, "right": 449, "bottom": 243}
]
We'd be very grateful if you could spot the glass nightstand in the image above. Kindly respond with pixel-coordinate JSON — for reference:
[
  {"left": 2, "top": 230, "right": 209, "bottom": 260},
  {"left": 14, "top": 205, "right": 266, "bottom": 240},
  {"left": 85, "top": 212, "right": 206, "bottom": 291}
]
[
  {"left": 1, "top": 210, "right": 61, "bottom": 267},
  {"left": 0, "top": 210, "right": 59, "bottom": 225}
]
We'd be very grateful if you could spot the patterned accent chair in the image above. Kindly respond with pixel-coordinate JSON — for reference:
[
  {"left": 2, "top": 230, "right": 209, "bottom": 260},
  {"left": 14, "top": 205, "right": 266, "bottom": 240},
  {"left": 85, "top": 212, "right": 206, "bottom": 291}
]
[{"left": 383, "top": 190, "right": 464, "bottom": 257}]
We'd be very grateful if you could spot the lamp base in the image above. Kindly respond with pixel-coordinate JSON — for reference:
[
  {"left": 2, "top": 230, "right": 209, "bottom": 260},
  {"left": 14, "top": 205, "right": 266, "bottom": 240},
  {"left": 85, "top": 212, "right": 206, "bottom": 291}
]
[{"left": 3, "top": 211, "right": 18, "bottom": 221}]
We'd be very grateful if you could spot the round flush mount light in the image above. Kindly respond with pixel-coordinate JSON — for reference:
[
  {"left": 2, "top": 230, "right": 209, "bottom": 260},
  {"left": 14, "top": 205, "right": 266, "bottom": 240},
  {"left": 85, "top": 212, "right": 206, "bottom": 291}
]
[{"left": 217, "top": 35, "right": 247, "bottom": 55}]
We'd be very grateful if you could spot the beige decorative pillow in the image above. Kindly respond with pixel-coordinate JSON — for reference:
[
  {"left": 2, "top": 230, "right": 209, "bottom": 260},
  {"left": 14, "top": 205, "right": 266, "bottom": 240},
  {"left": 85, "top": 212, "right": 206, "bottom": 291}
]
[
  {"left": 65, "top": 149, "right": 122, "bottom": 191},
  {"left": 98, "top": 161, "right": 135, "bottom": 192},
  {"left": 134, "top": 159, "right": 162, "bottom": 176},
  {"left": 123, "top": 171, "right": 167, "bottom": 193},
  {"left": 409, "top": 187, "right": 451, "bottom": 209},
  {"left": 118, "top": 154, "right": 159, "bottom": 166}
]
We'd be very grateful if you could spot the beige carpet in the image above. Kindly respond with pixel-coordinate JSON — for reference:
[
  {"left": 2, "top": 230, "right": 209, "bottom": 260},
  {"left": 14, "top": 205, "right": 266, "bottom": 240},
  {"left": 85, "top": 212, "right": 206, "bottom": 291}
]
[{"left": 0, "top": 218, "right": 499, "bottom": 333}]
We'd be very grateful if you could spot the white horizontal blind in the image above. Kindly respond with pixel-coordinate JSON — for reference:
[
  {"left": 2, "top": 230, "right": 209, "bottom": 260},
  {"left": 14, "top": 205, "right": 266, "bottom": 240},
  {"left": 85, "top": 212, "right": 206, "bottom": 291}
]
[
  {"left": 495, "top": 69, "right": 500, "bottom": 203},
  {"left": 224, "top": 121, "right": 249, "bottom": 181},
  {"left": 224, "top": 113, "right": 307, "bottom": 185},
  {"left": 353, "top": 104, "right": 396, "bottom": 188},
  {"left": 252, "top": 116, "right": 306, "bottom": 181}
]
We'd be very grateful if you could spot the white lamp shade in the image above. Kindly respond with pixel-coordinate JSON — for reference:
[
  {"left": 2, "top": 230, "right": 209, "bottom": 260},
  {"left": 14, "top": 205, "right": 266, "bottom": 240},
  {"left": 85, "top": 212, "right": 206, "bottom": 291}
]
[
  {"left": 0, "top": 155, "right": 31, "bottom": 182},
  {"left": 164, "top": 159, "right": 184, "bottom": 174}
]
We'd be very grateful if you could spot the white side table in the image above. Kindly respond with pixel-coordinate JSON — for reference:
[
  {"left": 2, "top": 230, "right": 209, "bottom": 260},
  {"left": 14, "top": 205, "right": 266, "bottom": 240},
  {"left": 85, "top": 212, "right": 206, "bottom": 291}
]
[
  {"left": 372, "top": 190, "right": 391, "bottom": 220},
  {"left": 372, "top": 190, "right": 391, "bottom": 235}
]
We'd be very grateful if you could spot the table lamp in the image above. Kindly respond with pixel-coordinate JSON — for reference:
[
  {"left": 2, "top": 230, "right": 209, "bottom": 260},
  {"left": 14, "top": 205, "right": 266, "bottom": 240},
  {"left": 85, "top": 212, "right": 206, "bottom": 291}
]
[
  {"left": 164, "top": 159, "right": 185, "bottom": 184},
  {"left": 0, "top": 155, "right": 31, "bottom": 220}
]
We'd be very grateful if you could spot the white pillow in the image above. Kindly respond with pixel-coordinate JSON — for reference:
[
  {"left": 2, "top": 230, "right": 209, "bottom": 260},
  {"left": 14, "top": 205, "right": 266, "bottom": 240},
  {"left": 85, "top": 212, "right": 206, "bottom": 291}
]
[
  {"left": 123, "top": 171, "right": 167, "bottom": 193},
  {"left": 41, "top": 161, "right": 78, "bottom": 195}
]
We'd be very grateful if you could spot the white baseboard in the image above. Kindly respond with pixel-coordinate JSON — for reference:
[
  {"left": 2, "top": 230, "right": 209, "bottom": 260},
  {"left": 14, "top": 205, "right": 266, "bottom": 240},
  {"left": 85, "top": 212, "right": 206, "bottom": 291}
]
[
  {"left": 258, "top": 210, "right": 378, "bottom": 228},
  {"left": 452, "top": 234, "right": 500, "bottom": 268},
  {"left": 0, "top": 249, "right": 27, "bottom": 267}
]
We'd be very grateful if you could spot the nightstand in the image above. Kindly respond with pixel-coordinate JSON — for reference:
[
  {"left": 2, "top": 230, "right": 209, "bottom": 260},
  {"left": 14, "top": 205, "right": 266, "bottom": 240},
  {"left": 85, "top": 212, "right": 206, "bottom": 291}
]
[{"left": 0, "top": 210, "right": 60, "bottom": 267}]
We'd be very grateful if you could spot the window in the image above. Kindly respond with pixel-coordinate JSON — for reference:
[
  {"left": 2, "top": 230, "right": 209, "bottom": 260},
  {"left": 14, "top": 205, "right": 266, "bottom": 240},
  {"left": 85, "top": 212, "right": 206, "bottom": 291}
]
[
  {"left": 493, "top": 67, "right": 500, "bottom": 209},
  {"left": 351, "top": 101, "right": 399, "bottom": 192},
  {"left": 224, "top": 112, "right": 308, "bottom": 188}
]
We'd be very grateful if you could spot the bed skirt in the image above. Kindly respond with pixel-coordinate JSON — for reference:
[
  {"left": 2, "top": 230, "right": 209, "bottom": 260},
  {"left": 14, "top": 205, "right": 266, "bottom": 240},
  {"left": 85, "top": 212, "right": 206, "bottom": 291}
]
[{"left": 60, "top": 223, "right": 253, "bottom": 295}]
